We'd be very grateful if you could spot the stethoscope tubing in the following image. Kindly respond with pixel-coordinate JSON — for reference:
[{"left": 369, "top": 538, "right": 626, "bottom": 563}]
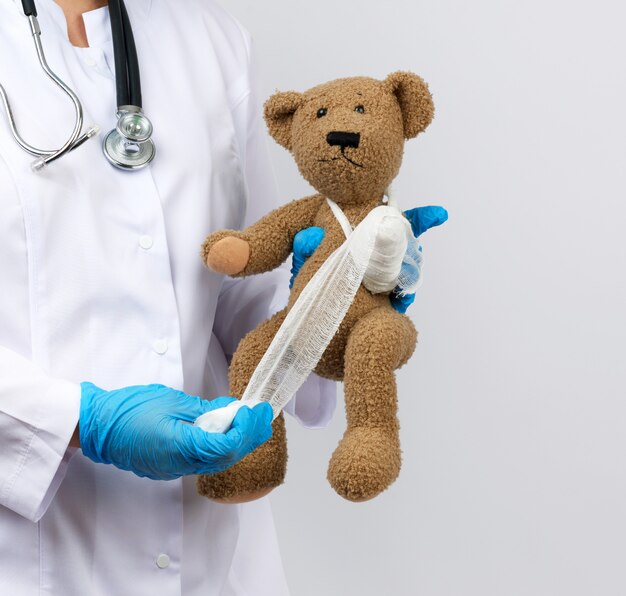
[
  {"left": 120, "top": 0, "right": 142, "bottom": 108},
  {"left": 109, "top": 0, "right": 142, "bottom": 110},
  {"left": 0, "top": 14, "right": 95, "bottom": 169}
]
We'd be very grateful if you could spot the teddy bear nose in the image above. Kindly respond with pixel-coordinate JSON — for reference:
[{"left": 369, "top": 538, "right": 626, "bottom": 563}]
[{"left": 326, "top": 131, "right": 360, "bottom": 150}]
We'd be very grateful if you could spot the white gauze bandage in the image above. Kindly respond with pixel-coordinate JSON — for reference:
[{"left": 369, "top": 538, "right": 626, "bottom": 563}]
[{"left": 195, "top": 192, "right": 422, "bottom": 433}]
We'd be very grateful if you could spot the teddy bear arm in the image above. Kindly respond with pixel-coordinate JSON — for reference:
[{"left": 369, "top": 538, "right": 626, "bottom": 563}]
[{"left": 239, "top": 195, "right": 323, "bottom": 276}]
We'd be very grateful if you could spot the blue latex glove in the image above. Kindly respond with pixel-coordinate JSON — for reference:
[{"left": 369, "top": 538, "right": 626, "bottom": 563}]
[
  {"left": 403, "top": 206, "right": 448, "bottom": 237},
  {"left": 79, "top": 382, "right": 273, "bottom": 480},
  {"left": 290, "top": 205, "right": 448, "bottom": 313},
  {"left": 289, "top": 226, "right": 326, "bottom": 288},
  {"left": 389, "top": 290, "right": 416, "bottom": 314},
  {"left": 390, "top": 205, "right": 448, "bottom": 312}
]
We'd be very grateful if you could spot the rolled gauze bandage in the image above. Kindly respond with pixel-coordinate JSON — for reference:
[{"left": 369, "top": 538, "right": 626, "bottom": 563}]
[{"left": 194, "top": 401, "right": 248, "bottom": 434}]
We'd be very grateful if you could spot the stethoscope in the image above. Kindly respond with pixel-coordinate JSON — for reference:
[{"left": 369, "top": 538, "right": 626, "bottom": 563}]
[{"left": 0, "top": 0, "right": 155, "bottom": 172}]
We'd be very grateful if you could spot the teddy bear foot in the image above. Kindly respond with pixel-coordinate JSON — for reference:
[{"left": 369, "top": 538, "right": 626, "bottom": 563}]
[
  {"left": 195, "top": 482, "right": 275, "bottom": 505},
  {"left": 196, "top": 453, "right": 285, "bottom": 503},
  {"left": 327, "top": 426, "right": 401, "bottom": 502},
  {"left": 196, "top": 413, "right": 287, "bottom": 503}
]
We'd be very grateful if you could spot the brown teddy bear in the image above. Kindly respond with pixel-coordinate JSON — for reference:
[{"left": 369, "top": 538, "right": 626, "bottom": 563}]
[{"left": 197, "top": 71, "right": 435, "bottom": 503}]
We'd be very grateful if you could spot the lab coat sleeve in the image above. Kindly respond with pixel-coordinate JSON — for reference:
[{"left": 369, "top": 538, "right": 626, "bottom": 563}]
[
  {"left": 212, "top": 34, "right": 336, "bottom": 428},
  {"left": 0, "top": 156, "right": 81, "bottom": 522},
  {"left": 0, "top": 346, "right": 81, "bottom": 523}
]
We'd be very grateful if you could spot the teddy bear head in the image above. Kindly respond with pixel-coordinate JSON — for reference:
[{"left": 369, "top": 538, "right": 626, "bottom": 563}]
[{"left": 264, "top": 71, "right": 434, "bottom": 205}]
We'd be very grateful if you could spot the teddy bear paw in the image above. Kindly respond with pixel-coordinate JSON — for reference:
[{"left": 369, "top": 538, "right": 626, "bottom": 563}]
[{"left": 206, "top": 236, "right": 250, "bottom": 275}]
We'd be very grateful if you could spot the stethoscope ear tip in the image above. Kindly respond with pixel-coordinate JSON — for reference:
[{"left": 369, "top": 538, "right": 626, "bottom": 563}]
[
  {"left": 31, "top": 158, "right": 46, "bottom": 173},
  {"left": 29, "top": 124, "right": 101, "bottom": 173},
  {"left": 87, "top": 125, "right": 101, "bottom": 138}
]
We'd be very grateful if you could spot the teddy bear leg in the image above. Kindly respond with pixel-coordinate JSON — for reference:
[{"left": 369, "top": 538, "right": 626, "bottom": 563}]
[
  {"left": 197, "top": 309, "right": 289, "bottom": 504},
  {"left": 327, "top": 307, "right": 417, "bottom": 502}
]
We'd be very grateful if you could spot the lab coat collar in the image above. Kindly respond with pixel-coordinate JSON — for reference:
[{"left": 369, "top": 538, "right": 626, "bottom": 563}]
[{"left": 9, "top": 1, "right": 153, "bottom": 40}]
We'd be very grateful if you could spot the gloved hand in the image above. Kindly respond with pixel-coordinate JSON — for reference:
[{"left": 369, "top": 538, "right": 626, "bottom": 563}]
[
  {"left": 79, "top": 382, "right": 273, "bottom": 480},
  {"left": 290, "top": 205, "right": 448, "bottom": 313}
]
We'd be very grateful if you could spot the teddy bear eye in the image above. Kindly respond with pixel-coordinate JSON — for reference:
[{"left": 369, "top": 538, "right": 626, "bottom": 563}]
[
  {"left": 317, "top": 107, "right": 328, "bottom": 118},
  {"left": 355, "top": 105, "right": 365, "bottom": 114}
]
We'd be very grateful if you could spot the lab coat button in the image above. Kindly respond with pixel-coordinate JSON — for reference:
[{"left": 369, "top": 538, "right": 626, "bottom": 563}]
[
  {"left": 139, "top": 235, "right": 154, "bottom": 250},
  {"left": 156, "top": 553, "right": 170, "bottom": 569},
  {"left": 153, "top": 339, "right": 168, "bottom": 355},
  {"left": 83, "top": 55, "right": 97, "bottom": 67}
]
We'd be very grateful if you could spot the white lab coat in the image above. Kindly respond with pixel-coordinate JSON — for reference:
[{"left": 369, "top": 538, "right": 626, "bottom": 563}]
[{"left": 0, "top": 1, "right": 336, "bottom": 594}]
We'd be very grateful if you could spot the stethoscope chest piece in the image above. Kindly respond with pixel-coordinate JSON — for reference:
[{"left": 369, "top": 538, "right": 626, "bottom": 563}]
[{"left": 103, "top": 108, "right": 155, "bottom": 170}]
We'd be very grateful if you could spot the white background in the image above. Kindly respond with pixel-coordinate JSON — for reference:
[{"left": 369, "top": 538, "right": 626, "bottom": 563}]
[{"left": 222, "top": 1, "right": 626, "bottom": 594}]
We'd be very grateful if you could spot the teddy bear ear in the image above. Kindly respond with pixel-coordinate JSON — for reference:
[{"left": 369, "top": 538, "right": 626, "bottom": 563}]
[
  {"left": 384, "top": 71, "right": 434, "bottom": 139},
  {"left": 263, "top": 91, "right": 304, "bottom": 151}
]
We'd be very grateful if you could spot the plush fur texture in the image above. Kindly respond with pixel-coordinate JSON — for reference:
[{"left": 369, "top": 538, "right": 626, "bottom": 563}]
[{"left": 197, "top": 72, "right": 433, "bottom": 503}]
